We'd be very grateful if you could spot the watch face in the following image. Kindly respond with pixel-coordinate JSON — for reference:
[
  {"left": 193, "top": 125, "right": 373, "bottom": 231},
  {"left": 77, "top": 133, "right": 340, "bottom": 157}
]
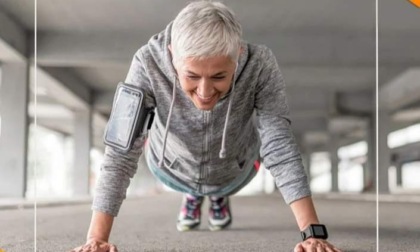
[
  {"left": 313, "top": 225, "right": 325, "bottom": 236},
  {"left": 301, "top": 224, "right": 328, "bottom": 241}
]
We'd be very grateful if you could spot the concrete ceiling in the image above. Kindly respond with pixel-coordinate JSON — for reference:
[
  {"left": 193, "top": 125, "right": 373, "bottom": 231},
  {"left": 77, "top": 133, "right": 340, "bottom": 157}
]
[
  {"left": 1, "top": 0, "right": 419, "bottom": 150},
  {"left": 7, "top": 0, "right": 376, "bottom": 33}
]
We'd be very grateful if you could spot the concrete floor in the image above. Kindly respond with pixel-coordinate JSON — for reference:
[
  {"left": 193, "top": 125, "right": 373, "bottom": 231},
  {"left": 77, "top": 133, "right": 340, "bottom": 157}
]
[
  {"left": 1, "top": 193, "right": 419, "bottom": 251},
  {"left": 0, "top": 205, "right": 34, "bottom": 251},
  {"left": 379, "top": 201, "right": 420, "bottom": 252}
]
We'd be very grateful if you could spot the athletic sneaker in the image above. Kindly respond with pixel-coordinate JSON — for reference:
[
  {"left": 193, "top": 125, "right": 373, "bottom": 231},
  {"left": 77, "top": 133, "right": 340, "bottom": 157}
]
[
  {"left": 176, "top": 194, "right": 204, "bottom": 231},
  {"left": 208, "top": 196, "right": 232, "bottom": 231}
]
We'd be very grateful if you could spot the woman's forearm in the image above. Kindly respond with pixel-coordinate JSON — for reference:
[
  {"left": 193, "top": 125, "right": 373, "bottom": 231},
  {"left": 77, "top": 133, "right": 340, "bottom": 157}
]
[
  {"left": 87, "top": 211, "right": 115, "bottom": 242},
  {"left": 290, "top": 196, "right": 319, "bottom": 231}
]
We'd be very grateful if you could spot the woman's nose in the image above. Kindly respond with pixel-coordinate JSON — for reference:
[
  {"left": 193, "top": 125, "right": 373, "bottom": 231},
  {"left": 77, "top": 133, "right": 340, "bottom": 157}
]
[{"left": 197, "top": 79, "right": 214, "bottom": 96}]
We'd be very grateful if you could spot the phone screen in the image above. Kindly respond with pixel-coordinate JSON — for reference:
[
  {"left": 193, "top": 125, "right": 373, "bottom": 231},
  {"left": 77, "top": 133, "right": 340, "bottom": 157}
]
[{"left": 106, "top": 87, "right": 140, "bottom": 147}]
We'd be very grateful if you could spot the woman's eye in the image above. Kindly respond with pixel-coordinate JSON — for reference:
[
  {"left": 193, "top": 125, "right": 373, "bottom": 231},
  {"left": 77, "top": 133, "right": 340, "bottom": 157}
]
[
  {"left": 187, "top": 76, "right": 200, "bottom": 80},
  {"left": 212, "top": 76, "right": 226, "bottom": 80}
]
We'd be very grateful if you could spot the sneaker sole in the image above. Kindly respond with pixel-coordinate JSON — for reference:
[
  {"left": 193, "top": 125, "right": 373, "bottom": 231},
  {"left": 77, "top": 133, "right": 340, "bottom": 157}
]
[
  {"left": 208, "top": 218, "right": 232, "bottom": 231},
  {"left": 176, "top": 222, "right": 201, "bottom": 232}
]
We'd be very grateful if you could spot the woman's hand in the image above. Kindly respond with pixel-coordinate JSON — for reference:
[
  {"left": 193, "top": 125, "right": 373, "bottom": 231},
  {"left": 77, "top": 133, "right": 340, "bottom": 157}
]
[
  {"left": 69, "top": 239, "right": 118, "bottom": 252},
  {"left": 70, "top": 211, "right": 116, "bottom": 252},
  {"left": 294, "top": 238, "right": 342, "bottom": 252}
]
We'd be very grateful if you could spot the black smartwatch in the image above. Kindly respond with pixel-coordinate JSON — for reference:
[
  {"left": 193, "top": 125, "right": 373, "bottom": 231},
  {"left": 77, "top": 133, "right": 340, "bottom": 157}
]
[{"left": 301, "top": 224, "right": 328, "bottom": 241}]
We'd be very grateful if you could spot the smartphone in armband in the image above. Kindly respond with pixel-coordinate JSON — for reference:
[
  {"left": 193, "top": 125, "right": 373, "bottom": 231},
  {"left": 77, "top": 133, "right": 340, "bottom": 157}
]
[{"left": 103, "top": 82, "right": 154, "bottom": 153}]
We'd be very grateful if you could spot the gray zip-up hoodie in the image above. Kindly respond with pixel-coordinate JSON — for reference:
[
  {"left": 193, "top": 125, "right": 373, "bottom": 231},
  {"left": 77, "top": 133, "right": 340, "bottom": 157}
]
[{"left": 92, "top": 23, "right": 311, "bottom": 216}]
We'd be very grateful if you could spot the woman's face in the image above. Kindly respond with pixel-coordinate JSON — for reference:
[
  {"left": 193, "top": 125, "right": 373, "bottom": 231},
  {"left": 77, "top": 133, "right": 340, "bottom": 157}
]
[{"left": 173, "top": 55, "right": 237, "bottom": 111}]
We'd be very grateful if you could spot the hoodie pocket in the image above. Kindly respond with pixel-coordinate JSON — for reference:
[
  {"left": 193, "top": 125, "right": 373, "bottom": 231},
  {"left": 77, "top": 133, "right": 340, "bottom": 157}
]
[
  {"left": 237, "top": 158, "right": 246, "bottom": 170},
  {"left": 162, "top": 151, "right": 199, "bottom": 183},
  {"left": 204, "top": 159, "right": 242, "bottom": 186},
  {"left": 161, "top": 151, "right": 178, "bottom": 170},
  {"left": 237, "top": 150, "right": 250, "bottom": 170},
  {"left": 149, "top": 140, "right": 178, "bottom": 170}
]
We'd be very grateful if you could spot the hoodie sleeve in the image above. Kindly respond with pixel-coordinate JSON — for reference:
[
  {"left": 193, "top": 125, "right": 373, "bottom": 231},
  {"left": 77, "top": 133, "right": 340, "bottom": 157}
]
[
  {"left": 92, "top": 48, "right": 155, "bottom": 216},
  {"left": 254, "top": 46, "right": 311, "bottom": 205}
]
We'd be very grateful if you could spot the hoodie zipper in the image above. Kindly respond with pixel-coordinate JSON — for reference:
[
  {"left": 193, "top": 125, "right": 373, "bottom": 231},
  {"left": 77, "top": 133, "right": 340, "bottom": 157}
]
[{"left": 199, "top": 111, "right": 211, "bottom": 193}]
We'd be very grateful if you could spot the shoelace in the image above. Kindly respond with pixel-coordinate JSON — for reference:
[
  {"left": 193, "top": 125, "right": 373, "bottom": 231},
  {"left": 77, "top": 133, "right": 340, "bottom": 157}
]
[
  {"left": 185, "top": 198, "right": 201, "bottom": 219},
  {"left": 210, "top": 198, "right": 226, "bottom": 218}
]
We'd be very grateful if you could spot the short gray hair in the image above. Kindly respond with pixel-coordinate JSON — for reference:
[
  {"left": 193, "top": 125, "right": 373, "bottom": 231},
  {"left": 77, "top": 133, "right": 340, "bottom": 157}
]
[{"left": 171, "top": 1, "right": 242, "bottom": 63}]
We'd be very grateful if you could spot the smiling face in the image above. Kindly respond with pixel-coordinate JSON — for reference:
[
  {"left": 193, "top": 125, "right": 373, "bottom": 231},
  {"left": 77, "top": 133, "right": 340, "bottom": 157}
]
[{"left": 173, "top": 55, "right": 237, "bottom": 111}]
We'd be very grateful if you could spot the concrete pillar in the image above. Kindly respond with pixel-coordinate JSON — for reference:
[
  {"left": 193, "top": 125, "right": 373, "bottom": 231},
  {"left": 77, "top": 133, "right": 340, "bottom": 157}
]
[
  {"left": 72, "top": 108, "right": 92, "bottom": 195},
  {"left": 378, "top": 110, "right": 391, "bottom": 193},
  {"left": 396, "top": 162, "right": 403, "bottom": 187},
  {"left": 330, "top": 136, "right": 339, "bottom": 192},
  {"left": 365, "top": 116, "right": 376, "bottom": 191},
  {"left": 0, "top": 63, "right": 29, "bottom": 197}
]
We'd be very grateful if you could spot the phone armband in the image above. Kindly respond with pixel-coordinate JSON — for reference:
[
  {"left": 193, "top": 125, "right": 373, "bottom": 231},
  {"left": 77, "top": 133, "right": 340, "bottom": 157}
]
[{"left": 103, "top": 82, "right": 154, "bottom": 153}]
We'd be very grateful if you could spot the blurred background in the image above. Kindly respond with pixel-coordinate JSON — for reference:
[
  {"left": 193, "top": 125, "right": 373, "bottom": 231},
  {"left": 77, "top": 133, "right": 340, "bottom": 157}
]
[
  {"left": 378, "top": 1, "right": 420, "bottom": 251},
  {"left": 378, "top": 0, "right": 420, "bottom": 194}
]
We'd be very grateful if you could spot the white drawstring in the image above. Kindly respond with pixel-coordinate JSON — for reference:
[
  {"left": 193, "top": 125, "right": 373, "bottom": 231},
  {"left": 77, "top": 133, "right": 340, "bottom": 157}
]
[
  {"left": 159, "top": 77, "right": 177, "bottom": 168},
  {"left": 219, "top": 64, "right": 239, "bottom": 159}
]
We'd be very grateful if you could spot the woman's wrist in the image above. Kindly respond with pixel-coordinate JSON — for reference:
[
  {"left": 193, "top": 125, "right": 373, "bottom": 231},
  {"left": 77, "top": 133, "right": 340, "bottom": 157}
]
[
  {"left": 87, "top": 211, "right": 115, "bottom": 242},
  {"left": 289, "top": 196, "right": 320, "bottom": 231}
]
